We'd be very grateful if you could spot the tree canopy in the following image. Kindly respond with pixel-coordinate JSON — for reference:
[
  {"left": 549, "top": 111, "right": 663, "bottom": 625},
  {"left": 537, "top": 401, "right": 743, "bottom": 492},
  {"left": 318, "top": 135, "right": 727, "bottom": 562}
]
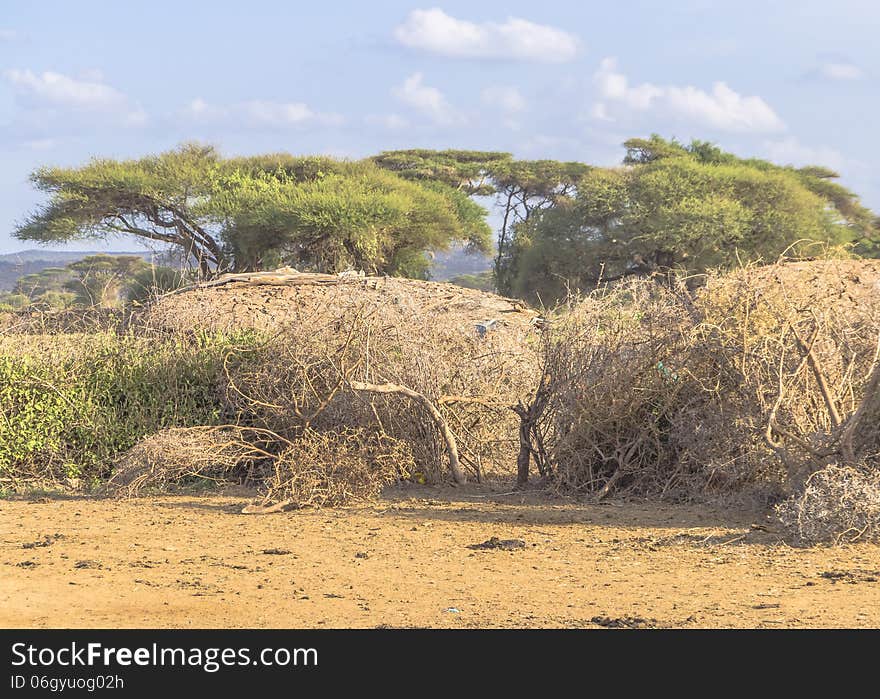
[
  {"left": 506, "top": 136, "right": 879, "bottom": 303},
  {"left": 18, "top": 145, "right": 225, "bottom": 277},
  {"left": 14, "top": 138, "right": 879, "bottom": 296},
  {"left": 17, "top": 145, "right": 492, "bottom": 279},
  {"left": 369, "top": 149, "right": 511, "bottom": 195},
  {"left": 372, "top": 149, "right": 590, "bottom": 294}
]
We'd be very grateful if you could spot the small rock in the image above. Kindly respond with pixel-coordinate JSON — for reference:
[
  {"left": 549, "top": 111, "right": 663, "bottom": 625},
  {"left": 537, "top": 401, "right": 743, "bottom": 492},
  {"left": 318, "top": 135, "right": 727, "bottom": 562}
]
[
  {"left": 22, "top": 533, "right": 64, "bottom": 549},
  {"left": 468, "top": 537, "right": 527, "bottom": 551},
  {"left": 74, "top": 560, "right": 102, "bottom": 569},
  {"left": 591, "top": 615, "right": 654, "bottom": 629}
]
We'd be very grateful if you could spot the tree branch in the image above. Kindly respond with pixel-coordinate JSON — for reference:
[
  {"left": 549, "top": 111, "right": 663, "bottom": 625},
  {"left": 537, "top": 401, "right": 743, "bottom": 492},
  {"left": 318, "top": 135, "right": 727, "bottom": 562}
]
[{"left": 349, "top": 380, "right": 466, "bottom": 484}]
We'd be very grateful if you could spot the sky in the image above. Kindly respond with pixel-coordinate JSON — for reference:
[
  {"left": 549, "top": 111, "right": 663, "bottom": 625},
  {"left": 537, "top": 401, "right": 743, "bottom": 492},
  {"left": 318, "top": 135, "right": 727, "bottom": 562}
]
[{"left": 0, "top": 0, "right": 877, "bottom": 253}]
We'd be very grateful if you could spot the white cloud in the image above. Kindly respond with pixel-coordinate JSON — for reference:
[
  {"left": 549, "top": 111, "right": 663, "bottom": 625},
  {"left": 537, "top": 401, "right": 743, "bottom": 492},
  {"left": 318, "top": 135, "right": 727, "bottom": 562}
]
[
  {"left": 518, "top": 133, "right": 584, "bottom": 158},
  {"left": 4, "top": 69, "right": 127, "bottom": 110},
  {"left": 0, "top": 29, "right": 17, "bottom": 41},
  {"left": 78, "top": 68, "right": 106, "bottom": 83},
  {"left": 481, "top": 85, "right": 526, "bottom": 113},
  {"left": 592, "top": 57, "right": 785, "bottom": 133},
  {"left": 182, "top": 98, "right": 225, "bottom": 121},
  {"left": 590, "top": 102, "right": 613, "bottom": 122},
  {"left": 818, "top": 61, "right": 863, "bottom": 81},
  {"left": 763, "top": 137, "right": 846, "bottom": 171},
  {"left": 182, "top": 98, "right": 342, "bottom": 128},
  {"left": 3, "top": 68, "right": 147, "bottom": 125},
  {"left": 394, "top": 8, "right": 578, "bottom": 63},
  {"left": 392, "top": 73, "right": 464, "bottom": 126},
  {"left": 123, "top": 108, "right": 149, "bottom": 127},
  {"left": 240, "top": 100, "right": 338, "bottom": 127}
]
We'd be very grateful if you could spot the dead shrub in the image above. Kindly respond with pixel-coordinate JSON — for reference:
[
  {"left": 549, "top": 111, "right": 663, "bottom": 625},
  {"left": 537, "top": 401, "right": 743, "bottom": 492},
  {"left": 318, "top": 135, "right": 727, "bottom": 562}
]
[
  {"left": 775, "top": 463, "right": 880, "bottom": 544},
  {"left": 227, "top": 310, "right": 532, "bottom": 484},
  {"left": 0, "top": 306, "right": 127, "bottom": 335},
  {"left": 106, "top": 425, "right": 413, "bottom": 510},
  {"left": 538, "top": 280, "right": 696, "bottom": 496},
  {"left": 254, "top": 428, "right": 414, "bottom": 510},
  {"left": 533, "top": 258, "right": 880, "bottom": 504},
  {"left": 142, "top": 273, "right": 541, "bottom": 484},
  {"left": 105, "top": 426, "right": 274, "bottom": 497}
]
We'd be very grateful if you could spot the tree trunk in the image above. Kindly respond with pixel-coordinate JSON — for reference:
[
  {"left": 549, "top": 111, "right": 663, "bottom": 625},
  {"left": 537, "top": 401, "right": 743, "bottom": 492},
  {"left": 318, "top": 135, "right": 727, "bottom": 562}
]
[{"left": 513, "top": 402, "right": 532, "bottom": 487}]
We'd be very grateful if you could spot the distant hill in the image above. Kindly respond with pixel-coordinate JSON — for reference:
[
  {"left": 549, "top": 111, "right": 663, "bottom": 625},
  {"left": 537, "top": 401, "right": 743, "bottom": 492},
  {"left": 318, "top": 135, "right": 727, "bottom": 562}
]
[
  {"left": 0, "top": 246, "right": 494, "bottom": 291},
  {"left": 0, "top": 250, "right": 159, "bottom": 291}
]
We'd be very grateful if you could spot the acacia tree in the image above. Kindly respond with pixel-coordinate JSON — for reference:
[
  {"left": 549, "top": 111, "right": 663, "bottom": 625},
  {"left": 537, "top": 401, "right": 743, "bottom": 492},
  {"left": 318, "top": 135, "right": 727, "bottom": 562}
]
[
  {"left": 12, "top": 254, "right": 171, "bottom": 308},
  {"left": 213, "top": 157, "right": 491, "bottom": 277},
  {"left": 488, "top": 160, "right": 590, "bottom": 296},
  {"left": 372, "top": 150, "right": 589, "bottom": 294},
  {"left": 18, "top": 144, "right": 226, "bottom": 277},
  {"left": 13, "top": 266, "right": 75, "bottom": 308},
  {"left": 370, "top": 149, "right": 511, "bottom": 195},
  {"left": 508, "top": 137, "right": 879, "bottom": 303},
  {"left": 17, "top": 145, "right": 492, "bottom": 279},
  {"left": 64, "top": 255, "right": 154, "bottom": 307}
]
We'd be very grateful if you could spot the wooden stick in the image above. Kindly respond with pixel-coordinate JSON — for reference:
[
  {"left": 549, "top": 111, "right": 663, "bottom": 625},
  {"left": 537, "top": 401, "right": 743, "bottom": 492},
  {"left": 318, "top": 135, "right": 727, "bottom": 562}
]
[
  {"left": 792, "top": 323, "right": 842, "bottom": 429},
  {"left": 349, "top": 380, "right": 466, "bottom": 484},
  {"left": 840, "top": 357, "right": 880, "bottom": 464}
]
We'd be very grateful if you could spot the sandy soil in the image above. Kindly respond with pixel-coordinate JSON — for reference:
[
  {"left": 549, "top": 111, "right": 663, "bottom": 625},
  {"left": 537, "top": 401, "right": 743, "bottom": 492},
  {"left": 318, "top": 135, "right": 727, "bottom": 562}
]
[{"left": 2, "top": 486, "right": 879, "bottom": 629}]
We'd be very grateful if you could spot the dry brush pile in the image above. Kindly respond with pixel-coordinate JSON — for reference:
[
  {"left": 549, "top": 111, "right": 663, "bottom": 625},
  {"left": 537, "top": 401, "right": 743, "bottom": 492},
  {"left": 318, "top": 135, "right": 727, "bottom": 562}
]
[
  {"left": 113, "top": 271, "right": 541, "bottom": 510},
  {"left": 526, "top": 258, "right": 880, "bottom": 543},
  {"left": 22, "top": 261, "right": 879, "bottom": 542}
]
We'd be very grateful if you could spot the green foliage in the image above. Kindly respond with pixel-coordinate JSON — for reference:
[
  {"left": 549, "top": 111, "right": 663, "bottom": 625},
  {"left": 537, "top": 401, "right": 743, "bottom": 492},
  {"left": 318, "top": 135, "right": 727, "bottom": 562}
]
[
  {"left": 126, "top": 264, "right": 186, "bottom": 305},
  {"left": 370, "top": 149, "right": 511, "bottom": 195},
  {"left": 19, "top": 144, "right": 225, "bottom": 276},
  {"left": 9, "top": 254, "right": 180, "bottom": 308},
  {"left": 0, "top": 293, "right": 30, "bottom": 310},
  {"left": 371, "top": 150, "right": 590, "bottom": 295},
  {"left": 489, "top": 159, "right": 591, "bottom": 195},
  {"left": 509, "top": 136, "right": 879, "bottom": 303},
  {"left": 15, "top": 266, "right": 72, "bottom": 301},
  {"left": 18, "top": 140, "right": 878, "bottom": 300},
  {"left": 488, "top": 159, "right": 591, "bottom": 295},
  {"left": 18, "top": 145, "right": 490, "bottom": 279},
  {"left": 0, "top": 332, "right": 262, "bottom": 483},
  {"left": 218, "top": 159, "right": 491, "bottom": 277},
  {"left": 64, "top": 254, "right": 154, "bottom": 307}
]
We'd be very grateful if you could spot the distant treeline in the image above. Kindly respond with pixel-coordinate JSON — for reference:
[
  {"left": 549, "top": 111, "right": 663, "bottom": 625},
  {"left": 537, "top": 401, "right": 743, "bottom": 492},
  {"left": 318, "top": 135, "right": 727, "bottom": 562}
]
[
  {"left": 13, "top": 135, "right": 879, "bottom": 303},
  {"left": 0, "top": 254, "right": 183, "bottom": 311}
]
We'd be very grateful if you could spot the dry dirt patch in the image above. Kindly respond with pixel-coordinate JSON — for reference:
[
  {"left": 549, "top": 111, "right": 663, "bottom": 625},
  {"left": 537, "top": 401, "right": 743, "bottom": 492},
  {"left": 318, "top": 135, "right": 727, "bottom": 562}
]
[{"left": 1, "top": 486, "right": 878, "bottom": 628}]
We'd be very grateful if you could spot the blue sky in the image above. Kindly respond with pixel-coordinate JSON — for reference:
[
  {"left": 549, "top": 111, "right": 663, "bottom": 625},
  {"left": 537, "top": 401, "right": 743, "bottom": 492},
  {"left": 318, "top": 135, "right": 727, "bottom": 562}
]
[{"left": 0, "top": 0, "right": 877, "bottom": 253}]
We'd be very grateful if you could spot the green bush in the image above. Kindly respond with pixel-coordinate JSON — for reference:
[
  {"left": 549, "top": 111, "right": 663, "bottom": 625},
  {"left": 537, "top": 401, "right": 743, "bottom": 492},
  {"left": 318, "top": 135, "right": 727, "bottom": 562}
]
[{"left": 0, "top": 331, "right": 263, "bottom": 485}]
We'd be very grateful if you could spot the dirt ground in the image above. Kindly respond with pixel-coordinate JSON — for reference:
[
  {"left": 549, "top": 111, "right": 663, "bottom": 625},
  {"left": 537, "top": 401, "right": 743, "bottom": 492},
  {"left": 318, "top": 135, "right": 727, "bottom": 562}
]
[{"left": 2, "top": 485, "right": 879, "bottom": 629}]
